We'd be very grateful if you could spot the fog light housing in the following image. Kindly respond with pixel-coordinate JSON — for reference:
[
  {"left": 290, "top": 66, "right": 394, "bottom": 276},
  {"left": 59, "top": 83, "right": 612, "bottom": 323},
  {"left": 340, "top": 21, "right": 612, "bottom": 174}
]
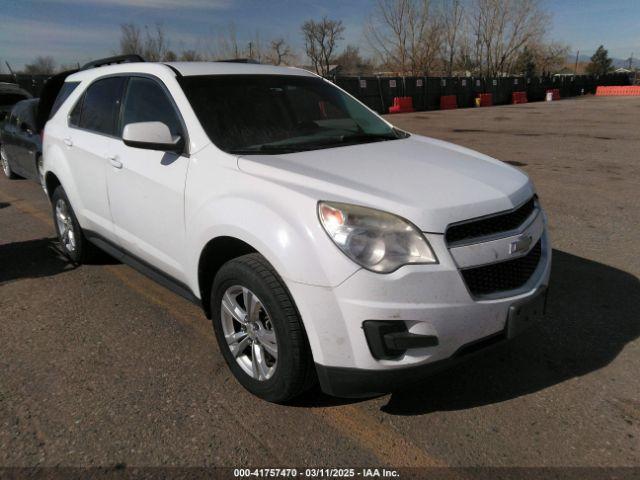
[{"left": 363, "top": 320, "right": 439, "bottom": 360}]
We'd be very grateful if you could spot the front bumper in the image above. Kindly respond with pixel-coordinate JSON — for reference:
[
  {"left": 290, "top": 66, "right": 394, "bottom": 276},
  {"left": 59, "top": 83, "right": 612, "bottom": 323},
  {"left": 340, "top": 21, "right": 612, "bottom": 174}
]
[{"left": 316, "top": 285, "right": 548, "bottom": 397}]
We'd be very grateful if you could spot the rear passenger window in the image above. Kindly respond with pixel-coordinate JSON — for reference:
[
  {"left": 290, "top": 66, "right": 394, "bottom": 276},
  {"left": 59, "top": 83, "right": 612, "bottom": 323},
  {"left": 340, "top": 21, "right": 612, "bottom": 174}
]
[
  {"left": 121, "top": 77, "right": 182, "bottom": 137},
  {"left": 78, "top": 77, "right": 125, "bottom": 136}
]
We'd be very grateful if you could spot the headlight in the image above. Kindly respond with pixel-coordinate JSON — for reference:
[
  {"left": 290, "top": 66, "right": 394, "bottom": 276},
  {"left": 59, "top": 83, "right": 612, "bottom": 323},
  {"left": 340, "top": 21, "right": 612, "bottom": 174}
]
[{"left": 318, "top": 201, "right": 437, "bottom": 273}]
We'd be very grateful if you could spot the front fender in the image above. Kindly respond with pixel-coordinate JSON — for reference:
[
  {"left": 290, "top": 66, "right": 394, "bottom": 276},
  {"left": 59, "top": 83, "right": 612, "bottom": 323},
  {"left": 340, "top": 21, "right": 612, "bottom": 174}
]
[{"left": 186, "top": 194, "right": 360, "bottom": 296}]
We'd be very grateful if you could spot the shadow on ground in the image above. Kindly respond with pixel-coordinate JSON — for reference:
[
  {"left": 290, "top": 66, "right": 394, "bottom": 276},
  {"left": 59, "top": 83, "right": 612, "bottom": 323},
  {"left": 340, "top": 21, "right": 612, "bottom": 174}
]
[
  {"left": 381, "top": 249, "right": 640, "bottom": 415},
  {"left": 0, "top": 237, "right": 118, "bottom": 284},
  {"left": 0, "top": 238, "right": 75, "bottom": 284}
]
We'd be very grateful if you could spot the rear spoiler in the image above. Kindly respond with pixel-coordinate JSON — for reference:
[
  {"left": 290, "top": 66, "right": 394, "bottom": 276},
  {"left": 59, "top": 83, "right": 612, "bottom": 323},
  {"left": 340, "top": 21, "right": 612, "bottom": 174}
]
[{"left": 80, "top": 54, "right": 144, "bottom": 71}]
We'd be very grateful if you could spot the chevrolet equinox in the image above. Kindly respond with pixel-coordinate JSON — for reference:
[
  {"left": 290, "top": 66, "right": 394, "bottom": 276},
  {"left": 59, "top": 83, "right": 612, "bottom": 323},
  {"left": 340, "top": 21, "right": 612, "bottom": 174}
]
[{"left": 42, "top": 59, "right": 551, "bottom": 402}]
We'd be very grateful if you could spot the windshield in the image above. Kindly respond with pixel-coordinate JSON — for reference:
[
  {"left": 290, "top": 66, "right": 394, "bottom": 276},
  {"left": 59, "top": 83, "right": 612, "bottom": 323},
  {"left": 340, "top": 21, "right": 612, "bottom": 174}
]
[{"left": 179, "top": 74, "right": 407, "bottom": 154}]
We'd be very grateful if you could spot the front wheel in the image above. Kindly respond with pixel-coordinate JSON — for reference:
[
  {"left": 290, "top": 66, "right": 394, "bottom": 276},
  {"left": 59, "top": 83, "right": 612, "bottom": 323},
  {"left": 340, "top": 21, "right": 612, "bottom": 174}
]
[{"left": 210, "top": 253, "right": 315, "bottom": 402}]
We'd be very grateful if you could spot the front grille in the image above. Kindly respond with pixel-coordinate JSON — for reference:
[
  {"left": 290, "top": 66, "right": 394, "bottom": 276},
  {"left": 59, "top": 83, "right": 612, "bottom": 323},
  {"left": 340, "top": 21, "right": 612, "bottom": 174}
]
[
  {"left": 446, "top": 197, "right": 536, "bottom": 244},
  {"left": 461, "top": 239, "right": 542, "bottom": 296}
]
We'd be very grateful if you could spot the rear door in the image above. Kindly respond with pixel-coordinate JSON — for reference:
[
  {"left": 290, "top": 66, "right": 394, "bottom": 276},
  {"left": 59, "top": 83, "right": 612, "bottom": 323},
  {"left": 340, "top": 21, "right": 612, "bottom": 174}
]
[
  {"left": 65, "top": 76, "right": 125, "bottom": 239},
  {"left": 14, "top": 100, "right": 39, "bottom": 179},
  {"left": 105, "top": 75, "right": 190, "bottom": 282}
]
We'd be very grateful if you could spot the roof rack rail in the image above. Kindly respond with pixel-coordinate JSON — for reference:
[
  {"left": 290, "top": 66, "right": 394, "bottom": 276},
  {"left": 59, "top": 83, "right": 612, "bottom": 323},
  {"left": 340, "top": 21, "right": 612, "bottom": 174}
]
[
  {"left": 218, "top": 58, "right": 260, "bottom": 64},
  {"left": 80, "top": 54, "right": 145, "bottom": 71}
]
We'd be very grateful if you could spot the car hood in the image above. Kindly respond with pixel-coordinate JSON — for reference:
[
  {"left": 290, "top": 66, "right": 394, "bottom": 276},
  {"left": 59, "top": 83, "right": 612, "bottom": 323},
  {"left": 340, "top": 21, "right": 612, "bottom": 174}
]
[{"left": 237, "top": 135, "right": 534, "bottom": 233}]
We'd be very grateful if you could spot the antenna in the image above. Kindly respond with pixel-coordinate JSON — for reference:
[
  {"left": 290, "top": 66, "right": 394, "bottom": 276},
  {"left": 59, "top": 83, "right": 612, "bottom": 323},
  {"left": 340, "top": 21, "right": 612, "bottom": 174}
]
[{"left": 5, "top": 61, "right": 17, "bottom": 81}]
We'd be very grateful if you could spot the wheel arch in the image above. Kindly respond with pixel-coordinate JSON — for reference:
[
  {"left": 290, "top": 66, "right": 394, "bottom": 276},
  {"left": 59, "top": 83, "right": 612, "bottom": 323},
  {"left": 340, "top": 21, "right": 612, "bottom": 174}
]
[
  {"left": 197, "top": 236, "right": 258, "bottom": 318},
  {"left": 45, "top": 171, "right": 62, "bottom": 200}
]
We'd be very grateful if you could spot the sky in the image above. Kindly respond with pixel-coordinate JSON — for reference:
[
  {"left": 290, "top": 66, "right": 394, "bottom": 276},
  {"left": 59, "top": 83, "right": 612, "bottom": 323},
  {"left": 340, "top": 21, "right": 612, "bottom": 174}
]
[{"left": 1, "top": 0, "right": 639, "bottom": 71}]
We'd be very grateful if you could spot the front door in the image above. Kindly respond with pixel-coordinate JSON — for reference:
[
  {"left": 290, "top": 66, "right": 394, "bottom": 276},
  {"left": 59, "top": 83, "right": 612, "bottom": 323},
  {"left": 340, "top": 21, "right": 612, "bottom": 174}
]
[
  {"left": 14, "top": 101, "right": 39, "bottom": 179},
  {"left": 106, "top": 76, "right": 190, "bottom": 282}
]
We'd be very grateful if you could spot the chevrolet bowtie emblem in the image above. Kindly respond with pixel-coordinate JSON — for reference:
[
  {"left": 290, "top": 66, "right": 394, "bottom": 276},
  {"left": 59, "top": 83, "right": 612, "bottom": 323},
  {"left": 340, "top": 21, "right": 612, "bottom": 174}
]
[{"left": 509, "top": 235, "right": 533, "bottom": 255}]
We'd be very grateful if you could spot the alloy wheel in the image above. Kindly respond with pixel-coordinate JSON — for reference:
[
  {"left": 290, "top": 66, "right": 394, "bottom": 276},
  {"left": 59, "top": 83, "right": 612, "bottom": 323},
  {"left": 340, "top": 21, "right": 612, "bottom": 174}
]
[
  {"left": 220, "top": 285, "right": 278, "bottom": 381},
  {"left": 37, "top": 157, "right": 47, "bottom": 193},
  {"left": 55, "top": 198, "right": 76, "bottom": 253},
  {"left": 0, "top": 146, "right": 9, "bottom": 177}
]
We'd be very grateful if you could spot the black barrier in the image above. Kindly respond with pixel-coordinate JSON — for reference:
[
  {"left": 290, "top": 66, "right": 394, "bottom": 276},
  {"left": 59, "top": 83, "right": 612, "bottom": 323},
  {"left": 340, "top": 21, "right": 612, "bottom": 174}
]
[
  {"left": 424, "top": 77, "right": 441, "bottom": 109},
  {"left": 330, "top": 73, "right": 631, "bottom": 113},
  {"left": 457, "top": 77, "right": 475, "bottom": 108},
  {"left": 403, "top": 77, "right": 426, "bottom": 110},
  {"left": 378, "top": 76, "right": 404, "bottom": 112}
]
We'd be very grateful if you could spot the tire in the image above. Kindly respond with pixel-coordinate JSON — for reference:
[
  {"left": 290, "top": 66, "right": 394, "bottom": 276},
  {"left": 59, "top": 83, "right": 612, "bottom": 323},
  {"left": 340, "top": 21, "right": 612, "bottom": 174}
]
[
  {"left": 1, "top": 144, "right": 17, "bottom": 179},
  {"left": 211, "top": 253, "right": 316, "bottom": 402},
  {"left": 37, "top": 156, "right": 47, "bottom": 194},
  {"left": 51, "top": 186, "right": 98, "bottom": 264}
]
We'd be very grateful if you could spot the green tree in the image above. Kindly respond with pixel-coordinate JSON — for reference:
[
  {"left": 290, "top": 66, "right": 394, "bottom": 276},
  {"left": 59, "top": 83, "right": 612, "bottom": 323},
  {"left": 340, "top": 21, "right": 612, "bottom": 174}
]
[
  {"left": 514, "top": 46, "right": 537, "bottom": 76},
  {"left": 586, "top": 45, "right": 613, "bottom": 75}
]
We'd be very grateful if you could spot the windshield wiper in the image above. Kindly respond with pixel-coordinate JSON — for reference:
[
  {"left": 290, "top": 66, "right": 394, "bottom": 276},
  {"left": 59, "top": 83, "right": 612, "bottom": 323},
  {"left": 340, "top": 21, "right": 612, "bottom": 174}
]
[
  {"left": 337, "top": 132, "right": 401, "bottom": 143},
  {"left": 229, "top": 131, "right": 406, "bottom": 155}
]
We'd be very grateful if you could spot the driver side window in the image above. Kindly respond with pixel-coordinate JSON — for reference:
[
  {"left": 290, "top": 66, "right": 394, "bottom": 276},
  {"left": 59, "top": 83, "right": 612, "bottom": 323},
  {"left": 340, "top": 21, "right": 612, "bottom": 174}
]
[{"left": 120, "top": 77, "right": 183, "bottom": 138}]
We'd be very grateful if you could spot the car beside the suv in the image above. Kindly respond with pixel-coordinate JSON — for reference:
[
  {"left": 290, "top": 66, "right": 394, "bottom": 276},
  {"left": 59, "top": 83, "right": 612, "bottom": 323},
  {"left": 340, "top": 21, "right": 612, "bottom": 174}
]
[
  {"left": 0, "top": 98, "right": 43, "bottom": 185},
  {"left": 43, "top": 58, "right": 551, "bottom": 402}
]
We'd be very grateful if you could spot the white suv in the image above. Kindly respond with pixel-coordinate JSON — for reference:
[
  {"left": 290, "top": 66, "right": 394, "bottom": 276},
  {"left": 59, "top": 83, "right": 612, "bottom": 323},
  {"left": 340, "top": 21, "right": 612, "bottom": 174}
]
[{"left": 43, "top": 59, "right": 551, "bottom": 402}]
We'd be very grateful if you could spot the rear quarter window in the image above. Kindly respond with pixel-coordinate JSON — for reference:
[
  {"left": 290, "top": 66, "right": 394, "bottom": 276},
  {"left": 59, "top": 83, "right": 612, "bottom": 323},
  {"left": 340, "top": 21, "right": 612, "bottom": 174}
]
[{"left": 49, "top": 82, "right": 80, "bottom": 119}]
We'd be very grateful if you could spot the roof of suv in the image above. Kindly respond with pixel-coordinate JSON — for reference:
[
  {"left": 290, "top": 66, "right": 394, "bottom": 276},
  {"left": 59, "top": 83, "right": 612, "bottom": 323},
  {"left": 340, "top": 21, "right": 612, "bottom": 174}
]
[{"left": 67, "top": 61, "right": 317, "bottom": 82}]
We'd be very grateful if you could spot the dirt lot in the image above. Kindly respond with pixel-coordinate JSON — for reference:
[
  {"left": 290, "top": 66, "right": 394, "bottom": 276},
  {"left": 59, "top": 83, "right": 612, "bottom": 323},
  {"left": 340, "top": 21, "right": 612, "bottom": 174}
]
[{"left": 1, "top": 96, "right": 639, "bottom": 471}]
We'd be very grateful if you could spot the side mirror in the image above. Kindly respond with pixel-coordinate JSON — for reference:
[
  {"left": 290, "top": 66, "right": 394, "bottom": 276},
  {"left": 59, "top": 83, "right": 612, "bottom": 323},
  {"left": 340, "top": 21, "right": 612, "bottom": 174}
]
[{"left": 122, "top": 121, "right": 183, "bottom": 153}]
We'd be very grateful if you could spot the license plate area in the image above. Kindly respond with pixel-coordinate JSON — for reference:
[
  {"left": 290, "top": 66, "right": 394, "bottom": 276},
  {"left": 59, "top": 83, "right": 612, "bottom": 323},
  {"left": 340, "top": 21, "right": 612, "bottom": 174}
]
[{"left": 507, "top": 287, "right": 547, "bottom": 338}]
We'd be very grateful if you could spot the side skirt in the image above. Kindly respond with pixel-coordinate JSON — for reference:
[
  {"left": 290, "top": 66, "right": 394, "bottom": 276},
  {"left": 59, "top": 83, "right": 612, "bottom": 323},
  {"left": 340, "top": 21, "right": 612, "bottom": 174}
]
[{"left": 84, "top": 231, "right": 203, "bottom": 310}]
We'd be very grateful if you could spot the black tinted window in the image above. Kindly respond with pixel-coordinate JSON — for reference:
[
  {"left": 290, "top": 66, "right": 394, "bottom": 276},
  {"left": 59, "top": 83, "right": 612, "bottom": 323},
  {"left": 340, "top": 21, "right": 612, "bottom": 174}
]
[
  {"left": 69, "top": 94, "right": 83, "bottom": 126},
  {"left": 50, "top": 82, "right": 80, "bottom": 118},
  {"left": 179, "top": 75, "right": 399, "bottom": 154},
  {"left": 19, "top": 101, "right": 38, "bottom": 129},
  {"left": 121, "top": 77, "right": 182, "bottom": 137},
  {"left": 79, "top": 77, "right": 125, "bottom": 135},
  {"left": 12, "top": 103, "right": 29, "bottom": 128}
]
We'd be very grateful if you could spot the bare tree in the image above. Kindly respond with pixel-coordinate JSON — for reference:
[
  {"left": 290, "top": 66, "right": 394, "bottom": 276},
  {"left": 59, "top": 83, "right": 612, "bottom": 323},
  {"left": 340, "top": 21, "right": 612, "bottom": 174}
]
[
  {"left": 211, "top": 23, "right": 241, "bottom": 59},
  {"left": 531, "top": 41, "right": 570, "bottom": 75},
  {"left": 246, "top": 30, "right": 266, "bottom": 62},
  {"left": 143, "top": 23, "right": 170, "bottom": 61},
  {"left": 120, "top": 23, "right": 143, "bottom": 56},
  {"left": 268, "top": 38, "right": 292, "bottom": 65},
  {"left": 23, "top": 56, "right": 56, "bottom": 75},
  {"left": 469, "top": 0, "right": 547, "bottom": 76},
  {"left": 179, "top": 49, "right": 203, "bottom": 61},
  {"left": 441, "top": 0, "right": 464, "bottom": 76},
  {"left": 365, "top": 0, "right": 441, "bottom": 76},
  {"left": 334, "top": 45, "right": 375, "bottom": 74},
  {"left": 301, "top": 16, "right": 345, "bottom": 76}
]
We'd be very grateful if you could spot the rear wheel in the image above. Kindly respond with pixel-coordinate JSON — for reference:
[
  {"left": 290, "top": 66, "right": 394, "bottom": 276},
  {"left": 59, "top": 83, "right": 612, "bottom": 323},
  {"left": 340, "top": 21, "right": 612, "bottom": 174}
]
[
  {"left": 1, "top": 144, "right": 17, "bottom": 179},
  {"left": 37, "top": 156, "right": 47, "bottom": 194},
  {"left": 51, "top": 186, "right": 98, "bottom": 263},
  {"left": 211, "top": 253, "right": 315, "bottom": 402}
]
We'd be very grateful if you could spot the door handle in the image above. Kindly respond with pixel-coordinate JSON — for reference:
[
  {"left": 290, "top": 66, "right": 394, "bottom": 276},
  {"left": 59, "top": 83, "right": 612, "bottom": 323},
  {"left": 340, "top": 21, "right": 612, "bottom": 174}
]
[
  {"left": 63, "top": 137, "right": 73, "bottom": 147},
  {"left": 107, "top": 155, "right": 123, "bottom": 169}
]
